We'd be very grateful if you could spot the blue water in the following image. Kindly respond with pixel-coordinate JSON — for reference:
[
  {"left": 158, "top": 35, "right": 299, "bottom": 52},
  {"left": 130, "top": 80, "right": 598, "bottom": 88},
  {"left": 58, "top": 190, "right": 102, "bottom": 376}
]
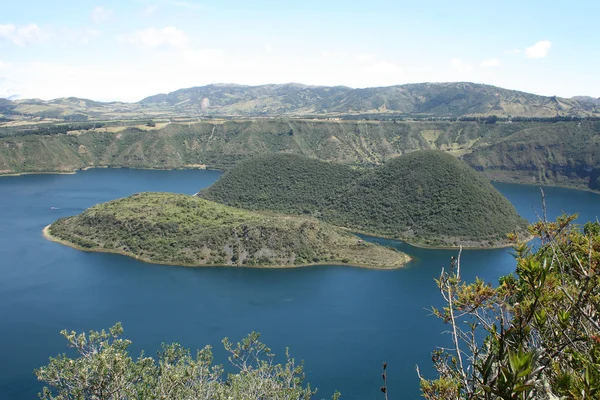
[{"left": 0, "top": 170, "right": 599, "bottom": 399}]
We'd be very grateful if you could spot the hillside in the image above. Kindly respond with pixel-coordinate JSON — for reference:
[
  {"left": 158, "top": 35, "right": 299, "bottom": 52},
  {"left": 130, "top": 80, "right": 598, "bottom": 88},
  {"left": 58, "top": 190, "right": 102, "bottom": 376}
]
[
  {"left": 328, "top": 151, "right": 529, "bottom": 246},
  {"left": 1, "top": 119, "right": 600, "bottom": 191},
  {"left": 200, "top": 151, "right": 528, "bottom": 247},
  {"left": 198, "top": 153, "right": 364, "bottom": 215},
  {"left": 140, "top": 82, "right": 600, "bottom": 117},
  {"left": 2, "top": 82, "right": 599, "bottom": 121},
  {"left": 45, "top": 192, "right": 409, "bottom": 268}
]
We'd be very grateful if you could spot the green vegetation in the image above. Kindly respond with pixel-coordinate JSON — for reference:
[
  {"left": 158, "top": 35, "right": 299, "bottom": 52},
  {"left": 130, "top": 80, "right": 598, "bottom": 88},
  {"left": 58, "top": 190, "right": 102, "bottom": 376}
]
[
  {"left": 330, "top": 151, "right": 529, "bottom": 246},
  {"left": 1, "top": 118, "right": 599, "bottom": 192},
  {"left": 46, "top": 192, "right": 409, "bottom": 268},
  {"left": 37, "top": 216, "right": 600, "bottom": 398},
  {"left": 199, "top": 153, "right": 364, "bottom": 215},
  {"left": 201, "top": 151, "right": 528, "bottom": 247},
  {"left": 420, "top": 215, "right": 600, "bottom": 399},
  {"left": 36, "top": 325, "right": 340, "bottom": 399}
]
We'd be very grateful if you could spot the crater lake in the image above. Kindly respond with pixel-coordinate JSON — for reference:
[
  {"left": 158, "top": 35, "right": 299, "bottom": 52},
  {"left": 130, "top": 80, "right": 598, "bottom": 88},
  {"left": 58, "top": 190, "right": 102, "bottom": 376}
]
[{"left": 0, "top": 169, "right": 599, "bottom": 399}]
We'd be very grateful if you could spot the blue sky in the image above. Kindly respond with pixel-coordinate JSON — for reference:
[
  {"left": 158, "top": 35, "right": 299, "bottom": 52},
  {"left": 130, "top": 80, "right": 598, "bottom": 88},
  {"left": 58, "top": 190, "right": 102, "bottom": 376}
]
[{"left": 0, "top": 0, "right": 598, "bottom": 101}]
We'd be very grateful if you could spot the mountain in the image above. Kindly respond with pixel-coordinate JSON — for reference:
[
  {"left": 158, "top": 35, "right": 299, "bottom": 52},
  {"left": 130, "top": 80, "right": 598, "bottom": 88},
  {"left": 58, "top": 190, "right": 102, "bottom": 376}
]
[
  {"left": 2, "top": 82, "right": 599, "bottom": 121},
  {"left": 45, "top": 192, "right": 409, "bottom": 268},
  {"left": 199, "top": 151, "right": 529, "bottom": 247},
  {"left": 140, "top": 82, "right": 600, "bottom": 117},
  {"left": 573, "top": 96, "right": 600, "bottom": 106}
]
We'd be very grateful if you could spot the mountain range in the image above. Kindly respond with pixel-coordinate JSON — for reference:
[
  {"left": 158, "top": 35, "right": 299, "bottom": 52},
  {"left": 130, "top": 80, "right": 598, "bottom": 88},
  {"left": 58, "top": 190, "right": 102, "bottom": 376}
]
[{"left": 1, "top": 82, "right": 600, "bottom": 121}]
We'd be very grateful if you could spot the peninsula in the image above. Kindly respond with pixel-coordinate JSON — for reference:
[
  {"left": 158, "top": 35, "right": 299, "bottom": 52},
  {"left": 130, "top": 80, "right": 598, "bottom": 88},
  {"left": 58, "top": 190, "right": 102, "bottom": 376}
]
[{"left": 44, "top": 192, "right": 410, "bottom": 269}]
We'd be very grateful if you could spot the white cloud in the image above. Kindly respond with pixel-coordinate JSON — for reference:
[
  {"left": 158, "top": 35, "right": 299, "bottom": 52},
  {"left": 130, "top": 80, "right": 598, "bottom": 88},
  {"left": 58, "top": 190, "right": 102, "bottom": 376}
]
[
  {"left": 143, "top": 4, "right": 159, "bottom": 16},
  {"left": 265, "top": 44, "right": 273, "bottom": 53},
  {"left": 525, "top": 40, "right": 552, "bottom": 59},
  {"left": 0, "top": 24, "right": 50, "bottom": 46},
  {"left": 0, "top": 60, "right": 9, "bottom": 70},
  {"left": 91, "top": 6, "right": 115, "bottom": 24},
  {"left": 481, "top": 58, "right": 500, "bottom": 67},
  {"left": 182, "top": 48, "right": 225, "bottom": 65},
  {"left": 321, "top": 50, "right": 346, "bottom": 59},
  {"left": 171, "top": 1, "right": 202, "bottom": 10},
  {"left": 355, "top": 53, "right": 376, "bottom": 62},
  {"left": 122, "top": 27, "right": 190, "bottom": 49},
  {"left": 451, "top": 58, "right": 473, "bottom": 72},
  {"left": 367, "top": 61, "right": 402, "bottom": 74},
  {"left": 504, "top": 48, "right": 522, "bottom": 55}
]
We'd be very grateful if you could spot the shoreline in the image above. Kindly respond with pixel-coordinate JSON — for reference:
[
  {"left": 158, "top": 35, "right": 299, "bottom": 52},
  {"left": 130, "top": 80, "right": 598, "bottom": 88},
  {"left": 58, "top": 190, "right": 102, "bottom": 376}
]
[
  {"left": 2, "top": 166, "right": 599, "bottom": 196},
  {"left": 42, "top": 225, "right": 409, "bottom": 270},
  {"left": 1, "top": 165, "right": 223, "bottom": 178},
  {"left": 341, "top": 227, "right": 532, "bottom": 250}
]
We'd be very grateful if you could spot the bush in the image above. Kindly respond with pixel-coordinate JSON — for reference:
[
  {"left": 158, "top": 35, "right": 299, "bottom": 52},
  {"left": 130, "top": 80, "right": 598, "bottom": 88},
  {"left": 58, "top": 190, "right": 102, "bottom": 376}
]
[
  {"left": 36, "top": 324, "right": 340, "bottom": 399},
  {"left": 419, "top": 214, "right": 600, "bottom": 398}
]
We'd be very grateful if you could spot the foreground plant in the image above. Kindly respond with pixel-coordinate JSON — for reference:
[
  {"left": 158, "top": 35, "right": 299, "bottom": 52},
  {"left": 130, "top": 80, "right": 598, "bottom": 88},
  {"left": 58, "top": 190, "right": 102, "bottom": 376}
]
[
  {"left": 419, "top": 210, "right": 600, "bottom": 399},
  {"left": 36, "top": 324, "right": 340, "bottom": 399}
]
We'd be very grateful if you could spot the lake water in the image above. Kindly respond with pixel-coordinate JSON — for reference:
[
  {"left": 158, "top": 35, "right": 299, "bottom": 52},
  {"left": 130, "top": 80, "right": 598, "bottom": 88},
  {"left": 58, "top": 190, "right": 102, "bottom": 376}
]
[{"left": 0, "top": 169, "right": 599, "bottom": 399}]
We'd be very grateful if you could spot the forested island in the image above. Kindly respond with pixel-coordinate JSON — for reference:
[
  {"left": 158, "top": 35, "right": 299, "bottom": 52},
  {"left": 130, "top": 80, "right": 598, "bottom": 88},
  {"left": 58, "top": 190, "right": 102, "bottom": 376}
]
[
  {"left": 200, "top": 151, "right": 529, "bottom": 247},
  {"left": 44, "top": 192, "right": 409, "bottom": 268}
]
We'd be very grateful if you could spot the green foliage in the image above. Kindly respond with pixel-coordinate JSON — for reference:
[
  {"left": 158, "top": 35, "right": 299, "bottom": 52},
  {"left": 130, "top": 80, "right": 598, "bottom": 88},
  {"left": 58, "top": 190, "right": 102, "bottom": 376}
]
[
  {"left": 330, "top": 151, "right": 528, "bottom": 246},
  {"left": 202, "top": 151, "right": 528, "bottom": 247},
  {"left": 48, "top": 192, "right": 409, "bottom": 268},
  {"left": 420, "top": 215, "right": 600, "bottom": 399},
  {"left": 36, "top": 324, "right": 340, "bottom": 400},
  {"left": 199, "top": 153, "right": 364, "bottom": 215},
  {"left": 1, "top": 117, "right": 599, "bottom": 192}
]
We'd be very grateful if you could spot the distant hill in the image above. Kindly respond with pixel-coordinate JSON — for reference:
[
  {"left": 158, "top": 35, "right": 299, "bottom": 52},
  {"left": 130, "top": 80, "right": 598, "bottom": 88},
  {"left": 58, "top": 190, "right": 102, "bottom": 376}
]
[
  {"left": 2, "top": 82, "right": 600, "bottom": 121},
  {"left": 140, "top": 82, "right": 600, "bottom": 117},
  {"left": 573, "top": 96, "right": 600, "bottom": 106},
  {"left": 46, "top": 192, "right": 409, "bottom": 268},
  {"left": 200, "top": 151, "right": 529, "bottom": 247}
]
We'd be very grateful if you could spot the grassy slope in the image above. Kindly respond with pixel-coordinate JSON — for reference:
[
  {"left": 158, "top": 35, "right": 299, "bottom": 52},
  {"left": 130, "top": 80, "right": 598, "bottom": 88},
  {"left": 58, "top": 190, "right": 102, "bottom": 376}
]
[
  {"left": 200, "top": 151, "right": 528, "bottom": 247},
  {"left": 1, "top": 119, "right": 599, "bottom": 191},
  {"left": 47, "top": 192, "right": 409, "bottom": 268}
]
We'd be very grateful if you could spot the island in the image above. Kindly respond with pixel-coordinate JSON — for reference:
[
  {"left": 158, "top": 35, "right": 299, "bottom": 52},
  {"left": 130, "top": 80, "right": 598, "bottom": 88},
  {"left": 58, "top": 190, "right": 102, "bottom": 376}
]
[
  {"left": 43, "top": 192, "right": 410, "bottom": 269},
  {"left": 199, "top": 151, "right": 529, "bottom": 247}
]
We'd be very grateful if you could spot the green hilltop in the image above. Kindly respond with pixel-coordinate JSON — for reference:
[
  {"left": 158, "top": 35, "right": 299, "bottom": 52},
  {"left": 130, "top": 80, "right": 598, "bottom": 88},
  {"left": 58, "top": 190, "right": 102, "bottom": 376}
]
[
  {"left": 328, "top": 151, "right": 529, "bottom": 246},
  {"left": 46, "top": 192, "right": 409, "bottom": 268},
  {"left": 199, "top": 151, "right": 529, "bottom": 247},
  {"left": 198, "top": 153, "right": 364, "bottom": 215}
]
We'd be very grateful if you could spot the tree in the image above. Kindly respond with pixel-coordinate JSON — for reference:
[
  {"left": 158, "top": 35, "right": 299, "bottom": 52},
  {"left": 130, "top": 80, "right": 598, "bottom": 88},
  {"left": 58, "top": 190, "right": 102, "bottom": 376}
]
[
  {"left": 36, "top": 324, "right": 340, "bottom": 399},
  {"left": 419, "top": 209, "right": 600, "bottom": 399}
]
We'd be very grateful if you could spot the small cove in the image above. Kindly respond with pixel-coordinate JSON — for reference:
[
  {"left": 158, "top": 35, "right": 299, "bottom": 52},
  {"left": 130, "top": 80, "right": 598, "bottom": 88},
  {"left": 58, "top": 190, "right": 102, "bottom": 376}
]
[{"left": 0, "top": 169, "right": 599, "bottom": 399}]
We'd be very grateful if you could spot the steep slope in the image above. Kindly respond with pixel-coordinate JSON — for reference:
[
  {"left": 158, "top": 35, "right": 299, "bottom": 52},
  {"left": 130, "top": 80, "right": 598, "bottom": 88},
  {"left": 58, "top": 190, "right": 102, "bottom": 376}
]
[
  {"left": 329, "top": 151, "right": 529, "bottom": 246},
  {"left": 198, "top": 153, "right": 364, "bottom": 214},
  {"left": 46, "top": 192, "right": 409, "bottom": 268},
  {"left": 464, "top": 121, "right": 600, "bottom": 190},
  {"left": 2, "top": 119, "right": 599, "bottom": 191}
]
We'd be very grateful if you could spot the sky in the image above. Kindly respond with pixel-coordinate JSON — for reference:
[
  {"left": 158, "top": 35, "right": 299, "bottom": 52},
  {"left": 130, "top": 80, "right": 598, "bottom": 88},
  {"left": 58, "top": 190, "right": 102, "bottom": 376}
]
[{"left": 0, "top": 0, "right": 598, "bottom": 102}]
